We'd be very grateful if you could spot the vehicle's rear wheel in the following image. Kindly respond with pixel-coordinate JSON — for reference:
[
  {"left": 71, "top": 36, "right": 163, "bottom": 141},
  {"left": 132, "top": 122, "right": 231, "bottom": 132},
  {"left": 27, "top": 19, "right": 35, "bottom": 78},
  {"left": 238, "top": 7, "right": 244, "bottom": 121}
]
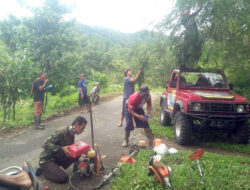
[
  {"left": 160, "top": 105, "right": 171, "bottom": 126},
  {"left": 231, "top": 120, "right": 249, "bottom": 144},
  {"left": 174, "top": 111, "right": 192, "bottom": 145}
]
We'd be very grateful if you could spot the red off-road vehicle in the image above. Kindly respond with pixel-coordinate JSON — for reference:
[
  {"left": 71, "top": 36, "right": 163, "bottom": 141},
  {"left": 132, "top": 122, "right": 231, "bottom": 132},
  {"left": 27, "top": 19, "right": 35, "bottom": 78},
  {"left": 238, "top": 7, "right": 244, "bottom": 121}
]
[{"left": 160, "top": 67, "right": 250, "bottom": 145}]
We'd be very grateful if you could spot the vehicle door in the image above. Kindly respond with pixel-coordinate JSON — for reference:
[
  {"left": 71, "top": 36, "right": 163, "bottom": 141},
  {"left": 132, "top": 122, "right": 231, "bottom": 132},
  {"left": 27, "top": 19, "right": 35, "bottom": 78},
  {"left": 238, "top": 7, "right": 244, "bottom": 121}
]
[{"left": 167, "top": 72, "right": 178, "bottom": 111}]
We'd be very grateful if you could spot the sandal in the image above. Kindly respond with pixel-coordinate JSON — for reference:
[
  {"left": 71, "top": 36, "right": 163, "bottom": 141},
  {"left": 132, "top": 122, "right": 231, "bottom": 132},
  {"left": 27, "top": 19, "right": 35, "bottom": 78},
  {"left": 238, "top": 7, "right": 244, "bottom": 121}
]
[{"left": 22, "top": 161, "right": 39, "bottom": 190}]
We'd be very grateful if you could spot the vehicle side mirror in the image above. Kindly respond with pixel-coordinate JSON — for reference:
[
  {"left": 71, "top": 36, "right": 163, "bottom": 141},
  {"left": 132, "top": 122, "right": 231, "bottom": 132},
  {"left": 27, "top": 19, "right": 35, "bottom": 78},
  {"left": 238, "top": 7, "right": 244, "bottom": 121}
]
[
  {"left": 229, "top": 83, "right": 233, "bottom": 91},
  {"left": 169, "top": 81, "right": 176, "bottom": 88}
]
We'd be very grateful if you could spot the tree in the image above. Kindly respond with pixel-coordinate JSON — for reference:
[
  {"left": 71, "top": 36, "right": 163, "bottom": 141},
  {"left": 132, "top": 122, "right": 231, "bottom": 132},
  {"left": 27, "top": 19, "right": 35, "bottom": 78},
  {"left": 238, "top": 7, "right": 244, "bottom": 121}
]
[{"left": 159, "top": 0, "right": 250, "bottom": 98}]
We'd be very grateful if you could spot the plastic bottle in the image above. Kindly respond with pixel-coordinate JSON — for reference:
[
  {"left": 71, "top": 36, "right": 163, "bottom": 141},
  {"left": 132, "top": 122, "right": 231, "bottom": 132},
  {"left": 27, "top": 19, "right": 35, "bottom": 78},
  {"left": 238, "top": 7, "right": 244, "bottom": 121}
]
[{"left": 45, "top": 85, "right": 52, "bottom": 90}]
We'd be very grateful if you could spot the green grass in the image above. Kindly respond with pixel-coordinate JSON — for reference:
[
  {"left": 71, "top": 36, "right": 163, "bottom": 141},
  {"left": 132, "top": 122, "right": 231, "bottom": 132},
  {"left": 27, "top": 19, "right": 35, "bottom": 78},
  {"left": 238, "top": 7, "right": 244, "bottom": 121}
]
[
  {"left": 99, "top": 84, "right": 122, "bottom": 97},
  {"left": 111, "top": 149, "right": 250, "bottom": 190},
  {"left": 150, "top": 116, "right": 175, "bottom": 140},
  {"left": 0, "top": 91, "right": 79, "bottom": 130},
  {"left": 204, "top": 142, "right": 250, "bottom": 154}
]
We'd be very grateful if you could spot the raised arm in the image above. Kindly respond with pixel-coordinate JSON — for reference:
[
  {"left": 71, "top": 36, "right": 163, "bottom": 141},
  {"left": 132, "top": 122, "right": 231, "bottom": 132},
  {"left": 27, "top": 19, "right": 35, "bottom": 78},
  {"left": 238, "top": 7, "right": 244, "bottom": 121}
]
[
  {"left": 39, "top": 79, "right": 48, "bottom": 91},
  {"left": 130, "top": 67, "right": 143, "bottom": 83}
]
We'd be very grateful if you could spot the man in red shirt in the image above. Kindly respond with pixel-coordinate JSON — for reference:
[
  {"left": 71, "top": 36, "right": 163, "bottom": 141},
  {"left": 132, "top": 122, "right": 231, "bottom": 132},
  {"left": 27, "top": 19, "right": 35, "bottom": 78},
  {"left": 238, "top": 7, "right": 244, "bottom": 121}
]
[{"left": 122, "top": 86, "right": 154, "bottom": 148}]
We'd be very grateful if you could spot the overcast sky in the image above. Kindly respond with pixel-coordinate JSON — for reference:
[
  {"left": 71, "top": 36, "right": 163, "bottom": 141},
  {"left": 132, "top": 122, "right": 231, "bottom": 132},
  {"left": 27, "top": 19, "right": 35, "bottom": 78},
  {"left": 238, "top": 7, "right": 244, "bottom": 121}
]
[{"left": 0, "top": 0, "right": 175, "bottom": 33}]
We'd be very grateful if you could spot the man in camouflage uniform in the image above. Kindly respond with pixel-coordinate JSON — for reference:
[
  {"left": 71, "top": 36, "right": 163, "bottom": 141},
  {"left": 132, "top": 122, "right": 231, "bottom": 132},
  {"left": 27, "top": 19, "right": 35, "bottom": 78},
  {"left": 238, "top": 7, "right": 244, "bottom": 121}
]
[{"left": 36, "top": 116, "right": 87, "bottom": 183}]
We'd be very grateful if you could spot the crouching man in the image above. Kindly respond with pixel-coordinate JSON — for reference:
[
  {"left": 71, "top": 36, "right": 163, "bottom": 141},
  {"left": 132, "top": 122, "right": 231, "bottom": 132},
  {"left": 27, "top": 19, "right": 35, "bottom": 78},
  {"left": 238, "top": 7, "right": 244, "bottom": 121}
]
[
  {"left": 122, "top": 86, "right": 154, "bottom": 148},
  {"left": 36, "top": 116, "right": 87, "bottom": 183}
]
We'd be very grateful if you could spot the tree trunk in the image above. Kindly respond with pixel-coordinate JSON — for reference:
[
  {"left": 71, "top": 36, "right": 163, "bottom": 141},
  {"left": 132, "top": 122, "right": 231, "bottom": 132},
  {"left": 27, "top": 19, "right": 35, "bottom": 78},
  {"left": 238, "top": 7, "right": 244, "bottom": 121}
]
[
  {"left": 12, "top": 102, "right": 16, "bottom": 120},
  {"left": 3, "top": 106, "right": 7, "bottom": 123},
  {"left": 7, "top": 96, "right": 11, "bottom": 120}
]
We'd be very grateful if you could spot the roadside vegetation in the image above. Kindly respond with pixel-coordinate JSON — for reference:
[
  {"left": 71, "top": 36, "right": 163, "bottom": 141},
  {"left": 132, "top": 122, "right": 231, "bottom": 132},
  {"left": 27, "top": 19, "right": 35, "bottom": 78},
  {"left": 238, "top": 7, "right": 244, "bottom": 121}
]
[{"left": 0, "top": 84, "right": 122, "bottom": 131}]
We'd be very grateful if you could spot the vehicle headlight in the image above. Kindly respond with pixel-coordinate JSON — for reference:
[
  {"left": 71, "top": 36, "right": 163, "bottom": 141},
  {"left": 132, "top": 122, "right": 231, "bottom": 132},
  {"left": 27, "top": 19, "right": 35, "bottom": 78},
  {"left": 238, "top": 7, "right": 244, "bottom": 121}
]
[
  {"left": 236, "top": 105, "right": 244, "bottom": 113},
  {"left": 246, "top": 105, "right": 250, "bottom": 112},
  {"left": 193, "top": 103, "right": 202, "bottom": 111}
]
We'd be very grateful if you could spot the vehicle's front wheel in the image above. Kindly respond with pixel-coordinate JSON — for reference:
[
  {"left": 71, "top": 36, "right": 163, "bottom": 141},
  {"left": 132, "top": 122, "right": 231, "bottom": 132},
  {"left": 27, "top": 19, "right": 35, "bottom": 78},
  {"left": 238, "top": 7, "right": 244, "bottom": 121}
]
[
  {"left": 160, "top": 105, "right": 171, "bottom": 126},
  {"left": 231, "top": 120, "right": 249, "bottom": 144},
  {"left": 174, "top": 111, "right": 192, "bottom": 145}
]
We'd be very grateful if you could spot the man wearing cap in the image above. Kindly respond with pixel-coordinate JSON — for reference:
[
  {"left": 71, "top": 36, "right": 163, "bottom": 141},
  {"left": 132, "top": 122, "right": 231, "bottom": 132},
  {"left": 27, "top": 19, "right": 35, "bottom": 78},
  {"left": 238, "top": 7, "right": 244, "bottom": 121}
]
[
  {"left": 32, "top": 73, "right": 49, "bottom": 129},
  {"left": 78, "top": 74, "right": 90, "bottom": 111},
  {"left": 118, "top": 68, "right": 143, "bottom": 127},
  {"left": 122, "top": 86, "right": 154, "bottom": 148}
]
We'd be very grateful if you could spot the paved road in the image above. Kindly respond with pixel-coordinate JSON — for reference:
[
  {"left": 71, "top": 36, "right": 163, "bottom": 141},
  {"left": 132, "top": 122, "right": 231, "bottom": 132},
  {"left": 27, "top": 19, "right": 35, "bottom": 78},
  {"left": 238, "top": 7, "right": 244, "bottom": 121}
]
[{"left": 0, "top": 95, "right": 147, "bottom": 189}]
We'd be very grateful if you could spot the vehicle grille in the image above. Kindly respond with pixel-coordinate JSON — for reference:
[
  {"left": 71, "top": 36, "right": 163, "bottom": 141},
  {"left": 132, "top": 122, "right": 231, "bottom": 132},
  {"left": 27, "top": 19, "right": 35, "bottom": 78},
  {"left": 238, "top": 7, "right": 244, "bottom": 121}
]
[
  {"left": 210, "top": 103, "right": 234, "bottom": 112},
  {"left": 189, "top": 102, "right": 250, "bottom": 113}
]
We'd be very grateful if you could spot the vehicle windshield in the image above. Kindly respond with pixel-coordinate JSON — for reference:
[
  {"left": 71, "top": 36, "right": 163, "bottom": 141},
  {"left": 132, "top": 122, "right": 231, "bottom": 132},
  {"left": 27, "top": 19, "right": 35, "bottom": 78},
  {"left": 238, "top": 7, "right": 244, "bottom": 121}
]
[{"left": 179, "top": 72, "right": 227, "bottom": 88}]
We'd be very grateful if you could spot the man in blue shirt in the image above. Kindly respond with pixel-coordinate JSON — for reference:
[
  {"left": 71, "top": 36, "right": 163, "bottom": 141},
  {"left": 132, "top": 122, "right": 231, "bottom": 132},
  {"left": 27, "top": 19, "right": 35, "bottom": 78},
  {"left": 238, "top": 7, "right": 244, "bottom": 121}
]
[
  {"left": 118, "top": 67, "right": 143, "bottom": 127},
  {"left": 78, "top": 74, "right": 90, "bottom": 112}
]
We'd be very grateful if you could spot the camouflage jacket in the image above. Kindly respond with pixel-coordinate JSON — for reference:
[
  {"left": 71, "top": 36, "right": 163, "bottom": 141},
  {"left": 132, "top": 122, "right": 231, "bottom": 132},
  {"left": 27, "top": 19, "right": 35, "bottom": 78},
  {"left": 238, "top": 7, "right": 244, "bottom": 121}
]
[{"left": 39, "top": 126, "right": 75, "bottom": 164}]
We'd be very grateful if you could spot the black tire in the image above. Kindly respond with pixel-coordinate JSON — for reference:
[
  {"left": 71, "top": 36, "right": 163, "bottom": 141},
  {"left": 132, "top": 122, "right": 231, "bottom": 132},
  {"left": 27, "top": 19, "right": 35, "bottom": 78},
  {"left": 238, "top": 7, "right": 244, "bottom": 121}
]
[
  {"left": 160, "top": 105, "right": 171, "bottom": 126},
  {"left": 174, "top": 111, "right": 192, "bottom": 145},
  {"left": 231, "top": 120, "right": 249, "bottom": 144}
]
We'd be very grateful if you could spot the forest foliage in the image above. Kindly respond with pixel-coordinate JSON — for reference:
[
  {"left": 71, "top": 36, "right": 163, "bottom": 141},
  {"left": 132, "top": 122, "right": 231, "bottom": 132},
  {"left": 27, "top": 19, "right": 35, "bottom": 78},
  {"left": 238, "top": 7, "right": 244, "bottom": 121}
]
[{"left": 0, "top": 0, "right": 249, "bottom": 126}]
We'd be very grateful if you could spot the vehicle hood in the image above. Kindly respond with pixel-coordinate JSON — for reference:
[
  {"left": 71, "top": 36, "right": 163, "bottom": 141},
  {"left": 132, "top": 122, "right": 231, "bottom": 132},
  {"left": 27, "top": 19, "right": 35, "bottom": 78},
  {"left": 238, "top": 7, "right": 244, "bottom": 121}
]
[{"left": 178, "top": 90, "right": 248, "bottom": 102}]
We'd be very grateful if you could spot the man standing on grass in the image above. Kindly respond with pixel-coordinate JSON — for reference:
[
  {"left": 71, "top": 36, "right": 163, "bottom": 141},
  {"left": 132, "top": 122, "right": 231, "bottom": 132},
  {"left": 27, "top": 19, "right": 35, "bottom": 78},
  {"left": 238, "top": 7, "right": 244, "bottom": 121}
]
[
  {"left": 78, "top": 74, "right": 90, "bottom": 112},
  {"left": 32, "top": 73, "right": 48, "bottom": 129},
  {"left": 122, "top": 86, "right": 154, "bottom": 148},
  {"left": 118, "top": 67, "right": 143, "bottom": 127}
]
